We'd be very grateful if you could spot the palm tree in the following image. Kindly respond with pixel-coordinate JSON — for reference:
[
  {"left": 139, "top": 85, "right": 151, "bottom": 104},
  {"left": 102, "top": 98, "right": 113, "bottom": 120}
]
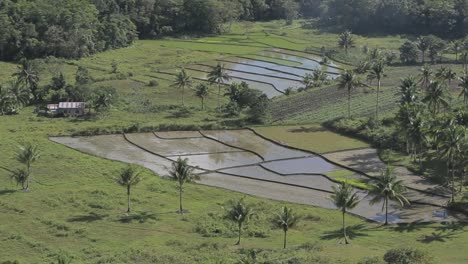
[
  {"left": 0, "top": 80, "right": 30, "bottom": 115},
  {"left": 423, "top": 81, "right": 449, "bottom": 115},
  {"left": 407, "top": 114, "right": 427, "bottom": 166},
  {"left": 16, "top": 143, "right": 40, "bottom": 190},
  {"left": 338, "top": 70, "right": 361, "bottom": 118},
  {"left": 10, "top": 168, "right": 29, "bottom": 190},
  {"left": 14, "top": 59, "right": 39, "bottom": 102},
  {"left": 330, "top": 181, "right": 360, "bottom": 244},
  {"left": 169, "top": 157, "right": 198, "bottom": 214},
  {"left": 416, "top": 36, "right": 430, "bottom": 63},
  {"left": 275, "top": 206, "right": 298, "bottom": 249},
  {"left": 116, "top": 166, "right": 141, "bottom": 213},
  {"left": 438, "top": 124, "right": 466, "bottom": 202},
  {"left": 368, "top": 60, "right": 386, "bottom": 119},
  {"left": 462, "top": 52, "right": 468, "bottom": 73},
  {"left": 207, "top": 63, "right": 231, "bottom": 109},
  {"left": 451, "top": 40, "right": 462, "bottom": 61},
  {"left": 368, "top": 167, "right": 410, "bottom": 225},
  {"left": 458, "top": 74, "right": 468, "bottom": 104},
  {"left": 195, "top": 83, "right": 209, "bottom": 110},
  {"left": 436, "top": 66, "right": 456, "bottom": 85},
  {"left": 172, "top": 69, "right": 192, "bottom": 106},
  {"left": 399, "top": 76, "right": 420, "bottom": 105},
  {"left": 419, "top": 65, "right": 433, "bottom": 90},
  {"left": 226, "top": 197, "right": 254, "bottom": 245},
  {"left": 338, "top": 31, "right": 355, "bottom": 54}
]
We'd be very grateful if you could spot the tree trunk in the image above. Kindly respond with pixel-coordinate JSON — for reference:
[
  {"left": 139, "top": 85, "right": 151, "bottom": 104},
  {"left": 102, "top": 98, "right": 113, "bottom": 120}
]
[
  {"left": 343, "top": 210, "right": 348, "bottom": 244},
  {"left": 384, "top": 196, "right": 389, "bottom": 225},
  {"left": 201, "top": 97, "right": 204, "bottom": 110},
  {"left": 283, "top": 230, "right": 287, "bottom": 249},
  {"left": 236, "top": 222, "right": 242, "bottom": 245},
  {"left": 451, "top": 160, "right": 455, "bottom": 203},
  {"left": 375, "top": 79, "right": 380, "bottom": 119},
  {"left": 127, "top": 185, "right": 131, "bottom": 213},
  {"left": 25, "top": 164, "right": 30, "bottom": 190},
  {"left": 347, "top": 89, "right": 351, "bottom": 119},
  {"left": 179, "top": 185, "right": 183, "bottom": 214},
  {"left": 217, "top": 83, "right": 221, "bottom": 110},
  {"left": 422, "top": 51, "right": 425, "bottom": 64},
  {"left": 182, "top": 87, "right": 185, "bottom": 106}
]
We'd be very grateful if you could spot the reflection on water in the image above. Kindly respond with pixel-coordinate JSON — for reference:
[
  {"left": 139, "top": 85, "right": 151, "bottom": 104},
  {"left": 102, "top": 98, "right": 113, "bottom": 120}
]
[
  {"left": 202, "top": 130, "right": 310, "bottom": 160},
  {"left": 262, "top": 156, "right": 337, "bottom": 175},
  {"left": 170, "top": 151, "right": 262, "bottom": 171}
]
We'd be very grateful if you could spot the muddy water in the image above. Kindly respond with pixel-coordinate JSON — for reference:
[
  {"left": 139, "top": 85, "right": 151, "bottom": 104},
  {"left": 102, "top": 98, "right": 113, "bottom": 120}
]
[
  {"left": 170, "top": 151, "right": 262, "bottom": 171},
  {"left": 126, "top": 133, "right": 240, "bottom": 156},
  {"left": 181, "top": 68, "right": 282, "bottom": 98},
  {"left": 187, "top": 66, "right": 302, "bottom": 93},
  {"left": 50, "top": 135, "right": 172, "bottom": 176},
  {"left": 262, "top": 156, "right": 338, "bottom": 175},
  {"left": 201, "top": 130, "right": 310, "bottom": 160},
  {"left": 257, "top": 51, "right": 341, "bottom": 75},
  {"left": 215, "top": 62, "right": 303, "bottom": 80}
]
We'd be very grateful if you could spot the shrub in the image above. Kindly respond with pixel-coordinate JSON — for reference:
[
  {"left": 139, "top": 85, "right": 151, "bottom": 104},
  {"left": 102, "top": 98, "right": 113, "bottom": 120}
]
[
  {"left": 383, "top": 248, "right": 433, "bottom": 264},
  {"left": 358, "top": 256, "right": 384, "bottom": 264},
  {"left": 148, "top": 80, "right": 159, "bottom": 87}
]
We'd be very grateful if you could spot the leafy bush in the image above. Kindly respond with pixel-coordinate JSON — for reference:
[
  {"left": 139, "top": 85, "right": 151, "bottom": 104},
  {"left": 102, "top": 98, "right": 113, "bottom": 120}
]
[
  {"left": 383, "top": 248, "right": 433, "bottom": 264},
  {"left": 148, "top": 80, "right": 159, "bottom": 87}
]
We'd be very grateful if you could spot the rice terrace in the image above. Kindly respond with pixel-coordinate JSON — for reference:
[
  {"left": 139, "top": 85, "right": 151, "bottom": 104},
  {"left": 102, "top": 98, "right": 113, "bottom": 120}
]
[{"left": 1, "top": 1, "right": 468, "bottom": 263}]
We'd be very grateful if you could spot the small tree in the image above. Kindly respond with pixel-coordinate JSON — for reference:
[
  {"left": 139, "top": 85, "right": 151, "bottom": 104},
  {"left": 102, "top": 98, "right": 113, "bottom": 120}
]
[
  {"left": 338, "top": 70, "right": 361, "bottom": 119},
  {"left": 338, "top": 31, "right": 355, "bottom": 54},
  {"left": 207, "top": 63, "right": 231, "bottom": 109},
  {"left": 172, "top": 69, "right": 192, "bottom": 106},
  {"left": 368, "top": 60, "right": 386, "bottom": 119},
  {"left": 275, "top": 206, "right": 298, "bottom": 249},
  {"left": 368, "top": 167, "right": 410, "bottom": 225},
  {"left": 226, "top": 197, "right": 254, "bottom": 245},
  {"left": 116, "top": 166, "right": 141, "bottom": 213},
  {"left": 330, "top": 181, "right": 360, "bottom": 244},
  {"left": 169, "top": 157, "right": 199, "bottom": 214},
  {"left": 10, "top": 168, "right": 29, "bottom": 190},
  {"left": 111, "top": 61, "right": 118, "bottom": 73},
  {"left": 16, "top": 143, "right": 40, "bottom": 190},
  {"left": 14, "top": 59, "right": 39, "bottom": 102},
  {"left": 416, "top": 36, "right": 431, "bottom": 63},
  {"left": 399, "top": 41, "right": 419, "bottom": 64},
  {"left": 195, "top": 83, "right": 209, "bottom": 110}
]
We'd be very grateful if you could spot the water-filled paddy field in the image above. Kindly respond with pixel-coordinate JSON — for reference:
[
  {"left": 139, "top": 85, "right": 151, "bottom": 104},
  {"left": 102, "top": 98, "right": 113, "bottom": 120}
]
[{"left": 50, "top": 129, "right": 461, "bottom": 223}]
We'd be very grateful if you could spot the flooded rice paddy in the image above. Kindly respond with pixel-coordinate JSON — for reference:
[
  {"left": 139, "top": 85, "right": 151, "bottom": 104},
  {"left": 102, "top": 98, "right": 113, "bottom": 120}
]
[{"left": 50, "top": 129, "right": 460, "bottom": 223}]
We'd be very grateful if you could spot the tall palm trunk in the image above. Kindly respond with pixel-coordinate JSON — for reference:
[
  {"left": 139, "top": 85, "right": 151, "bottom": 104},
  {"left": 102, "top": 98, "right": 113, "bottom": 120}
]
[
  {"left": 201, "top": 97, "right": 204, "bottom": 110},
  {"left": 217, "top": 83, "right": 221, "bottom": 110},
  {"left": 236, "top": 222, "right": 242, "bottom": 245},
  {"left": 375, "top": 79, "right": 381, "bottom": 119},
  {"left": 384, "top": 196, "right": 388, "bottom": 225},
  {"left": 182, "top": 86, "right": 185, "bottom": 106},
  {"left": 347, "top": 89, "right": 351, "bottom": 119},
  {"left": 283, "top": 230, "right": 287, "bottom": 249},
  {"left": 127, "top": 185, "right": 131, "bottom": 213},
  {"left": 179, "top": 185, "right": 183, "bottom": 214},
  {"left": 343, "top": 209, "right": 348, "bottom": 244},
  {"left": 25, "top": 163, "right": 30, "bottom": 190}
]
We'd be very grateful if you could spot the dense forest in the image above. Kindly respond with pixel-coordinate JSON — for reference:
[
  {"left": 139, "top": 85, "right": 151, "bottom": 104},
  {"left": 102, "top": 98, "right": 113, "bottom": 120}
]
[{"left": 1, "top": 0, "right": 468, "bottom": 61}]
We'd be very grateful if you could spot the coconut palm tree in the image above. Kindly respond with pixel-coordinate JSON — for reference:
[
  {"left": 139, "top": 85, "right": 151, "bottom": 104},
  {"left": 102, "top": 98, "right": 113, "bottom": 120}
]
[
  {"left": 368, "top": 60, "right": 386, "bottom": 119},
  {"left": 438, "top": 124, "right": 466, "bottom": 202},
  {"left": 368, "top": 167, "right": 410, "bottom": 225},
  {"left": 275, "top": 206, "right": 298, "bottom": 249},
  {"left": 207, "top": 63, "right": 231, "bottom": 109},
  {"left": 16, "top": 143, "right": 40, "bottom": 190},
  {"left": 423, "top": 81, "right": 449, "bottom": 115},
  {"left": 458, "top": 74, "right": 468, "bottom": 104},
  {"left": 436, "top": 66, "right": 456, "bottom": 85},
  {"left": 14, "top": 59, "right": 39, "bottom": 102},
  {"left": 419, "top": 65, "right": 433, "bottom": 90},
  {"left": 338, "top": 70, "right": 361, "bottom": 118},
  {"left": 451, "top": 40, "right": 463, "bottom": 61},
  {"left": 226, "top": 197, "right": 254, "bottom": 245},
  {"left": 195, "top": 83, "right": 209, "bottom": 110},
  {"left": 338, "top": 31, "right": 355, "bottom": 54},
  {"left": 0, "top": 81, "right": 30, "bottom": 115},
  {"left": 330, "top": 181, "right": 360, "bottom": 244},
  {"left": 169, "top": 157, "right": 199, "bottom": 214},
  {"left": 416, "top": 36, "right": 430, "bottom": 63},
  {"left": 116, "top": 166, "right": 141, "bottom": 213},
  {"left": 407, "top": 114, "right": 427, "bottom": 166},
  {"left": 172, "top": 69, "right": 192, "bottom": 106},
  {"left": 399, "top": 76, "right": 420, "bottom": 105},
  {"left": 462, "top": 52, "right": 468, "bottom": 73},
  {"left": 10, "top": 168, "right": 29, "bottom": 190}
]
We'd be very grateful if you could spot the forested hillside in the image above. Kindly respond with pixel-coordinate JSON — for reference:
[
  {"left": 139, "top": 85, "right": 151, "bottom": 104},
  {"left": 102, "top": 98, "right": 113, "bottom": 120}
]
[{"left": 1, "top": 0, "right": 468, "bottom": 61}]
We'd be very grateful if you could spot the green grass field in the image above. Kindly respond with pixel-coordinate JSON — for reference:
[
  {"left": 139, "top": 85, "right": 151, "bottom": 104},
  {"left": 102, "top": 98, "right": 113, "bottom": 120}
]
[
  {"left": 1, "top": 20, "right": 468, "bottom": 263},
  {"left": 253, "top": 125, "right": 370, "bottom": 154}
]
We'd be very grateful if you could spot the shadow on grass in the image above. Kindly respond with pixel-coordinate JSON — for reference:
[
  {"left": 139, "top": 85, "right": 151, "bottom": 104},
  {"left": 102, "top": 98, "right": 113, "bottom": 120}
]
[
  {"left": 392, "top": 220, "right": 431, "bottom": 233},
  {"left": 0, "top": 190, "right": 16, "bottom": 195},
  {"left": 118, "top": 211, "right": 159, "bottom": 224},
  {"left": 68, "top": 212, "right": 108, "bottom": 223},
  {"left": 320, "top": 224, "right": 370, "bottom": 241},
  {"left": 288, "top": 126, "right": 328, "bottom": 133},
  {"left": 417, "top": 231, "right": 461, "bottom": 243}
]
